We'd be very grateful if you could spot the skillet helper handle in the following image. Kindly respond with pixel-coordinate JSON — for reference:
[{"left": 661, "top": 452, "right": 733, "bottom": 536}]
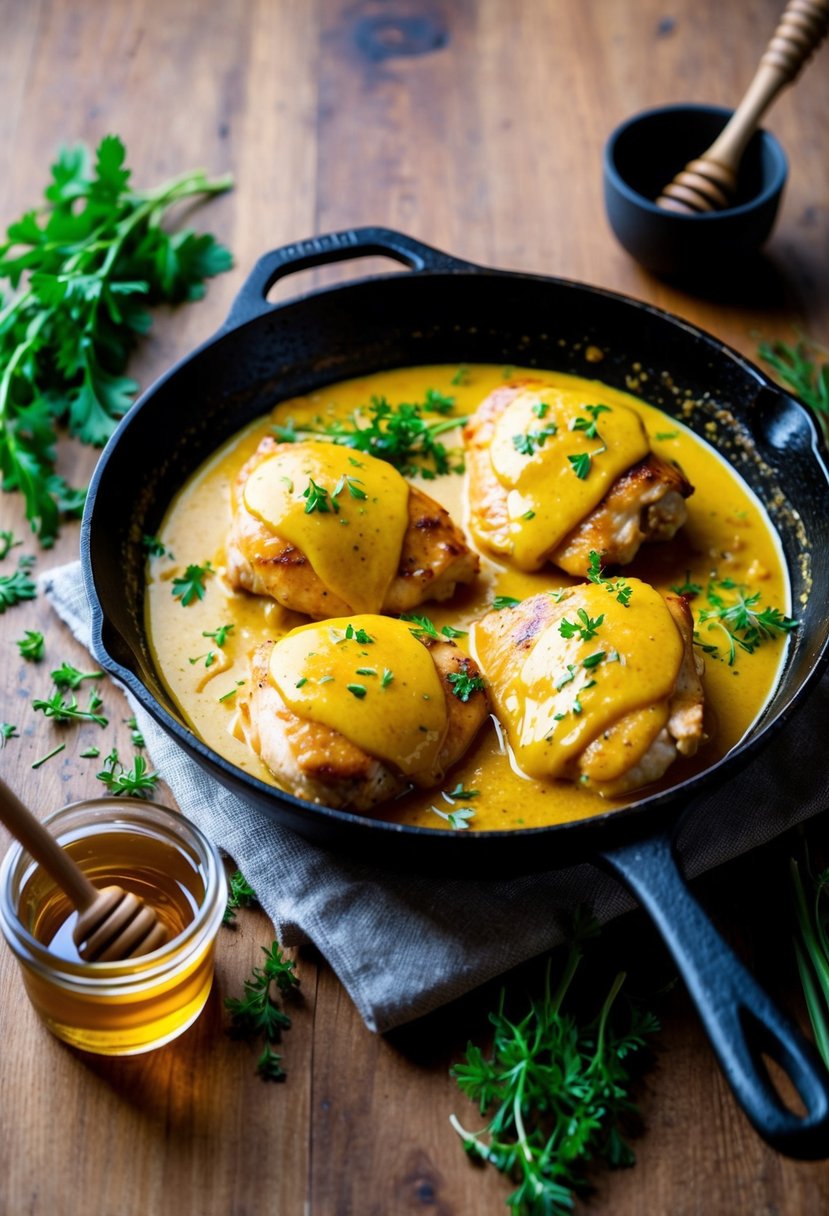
[
  {"left": 223, "top": 226, "right": 478, "bottom": 329},
  {"left": 599, "top": 832, "right": 829, "bottom": 1159}
]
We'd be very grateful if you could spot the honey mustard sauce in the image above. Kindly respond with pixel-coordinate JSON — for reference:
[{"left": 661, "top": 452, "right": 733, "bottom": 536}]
[{"left": 146, "top": 364, "right": 792, "bottom": 832}]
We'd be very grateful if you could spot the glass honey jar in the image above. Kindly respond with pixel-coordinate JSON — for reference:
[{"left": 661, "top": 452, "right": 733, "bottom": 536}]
[{"left": 0, "top": 797, "right": 226, "bottom": 1055}]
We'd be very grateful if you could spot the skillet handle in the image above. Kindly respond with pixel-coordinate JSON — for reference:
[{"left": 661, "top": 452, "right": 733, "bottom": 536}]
[
  {"left": 222, "top": 226, "right": 478, "bottom": 329},
  {"left": 598, "top": 831, "right": 829, "bottom": 1159}
]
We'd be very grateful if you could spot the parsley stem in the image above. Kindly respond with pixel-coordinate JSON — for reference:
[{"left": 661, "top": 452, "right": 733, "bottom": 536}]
[{"left": 31, "top": 742, "right": 66, "bottom": 769}]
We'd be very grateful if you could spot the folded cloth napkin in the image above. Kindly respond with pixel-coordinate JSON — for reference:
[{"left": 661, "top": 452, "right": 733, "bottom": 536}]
[{"left": 43, "top": 561, "right": 828, "bottom": 1032}]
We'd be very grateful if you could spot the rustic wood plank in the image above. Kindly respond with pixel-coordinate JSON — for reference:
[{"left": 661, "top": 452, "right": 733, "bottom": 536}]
[{"left": 0, "top": 0, "right": 828, "bottom": 1213}]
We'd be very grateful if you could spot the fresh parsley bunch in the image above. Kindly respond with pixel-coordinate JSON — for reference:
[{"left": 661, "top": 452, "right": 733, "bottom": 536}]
[{"left": 0, "top": 135, "right": 232, "bottom": 543}]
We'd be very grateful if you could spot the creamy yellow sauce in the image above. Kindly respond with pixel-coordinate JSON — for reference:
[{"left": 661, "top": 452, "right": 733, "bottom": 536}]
[
  {"left": 146, "top": 364, "right": 792, "bottom": 832},
  {"left": 473, "top": 581, "right": 683, "bottom": 781},
  {"left": 269, "top": 616, "right": 447, "bottom": 779},
  {"left": 243, "top": 442, "right": 409, "bottom": 613},
  {"left": 487, "top": 388, "right": 650, "bottom": 568}
]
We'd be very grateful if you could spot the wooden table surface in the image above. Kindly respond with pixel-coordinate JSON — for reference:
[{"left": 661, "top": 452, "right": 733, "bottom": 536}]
[{"left": 1, "top": 2, "right": 828, "bottom": 1212}]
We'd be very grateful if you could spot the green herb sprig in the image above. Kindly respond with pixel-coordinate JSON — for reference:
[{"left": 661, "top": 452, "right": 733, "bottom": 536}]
[
  {"left": 759, "top": 335, "right": 829, "bottom": 443},
  {"left": 450, "top": 920, "right": 659, "bottom": 1215},
  {"left": 96, "top": 749, "right": 159, "bottom": 796},
  {"left": 275, "top": 392, "right": 466, "bottom": 480},
  {"left": 0, "top": 135, "right": 232, "bottom": 543},
  {"left": 695, "top": 578, "right": 797, "bottom": 665},
  {"left": 223, "top": 870, "right": 259, "bottom": 925},
  {"left": 225, "top": 941, "right": 300, "bottom": 1081}
]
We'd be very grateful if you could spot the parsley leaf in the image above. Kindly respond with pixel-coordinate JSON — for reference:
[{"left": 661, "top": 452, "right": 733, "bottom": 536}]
[
  {"left": 171, "top": 561, "right": 214, "bottom": 605},
  {"left": 223, "top": 870, "right": 259, "bottom": 925},
  {"left": 0, "top": 722, "right": 18, "bottom": 747},
  {"left": 32, "top": 690, "right": 108, "bottom": 727},
  {"left": 0, "top": 560, "right": 37, "bottom": 612},
  {"left": 400, "top": 612, "right": 441, "bottom": 641},
  {"left": 274, "top": 393, "right": 466, "bottom": 479},
  {"left": 96, "top": 750, "right": 159, "bottom": 797},
  {"left": 447, "top": 670, "right": 486, "bottom": 702},
  {"left": 225, "top": 942, "right": 300, "bottom": 1081},
  {"left": 450, "top": 918, "right": 659, "bottom": 1213},
  {"left": 0, "top": 135, "right": 233, "bottom": 543},
  {"left": 16, "top": 629, "right": 45, "bottom": 661},
  {"left": 50, "top": 661, "right": 103, "bottom": 689},
  {"left": 695, "top": 579, "right": 798, "bottom": 665}
]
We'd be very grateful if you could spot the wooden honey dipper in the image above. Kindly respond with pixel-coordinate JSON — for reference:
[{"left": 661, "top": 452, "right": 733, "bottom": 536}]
[
  {"left": 657, "top": 0, "right": 829, "bottom": 213},
  {"left": 0, "top": 778, "right": 167, "bottom": 962}
]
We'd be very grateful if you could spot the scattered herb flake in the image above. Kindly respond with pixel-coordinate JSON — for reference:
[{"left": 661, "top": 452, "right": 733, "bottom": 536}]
[
  {"left": 16, "top": 629, "right": 45, "bottom": 661},
  {"left": 171, "top": 561, "right": 214, "bottom": 606}
]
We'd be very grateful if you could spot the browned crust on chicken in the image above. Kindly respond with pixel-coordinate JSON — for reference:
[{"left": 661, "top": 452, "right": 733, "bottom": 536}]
[
  {"left": 239, "top": 638, "right": 489, "bottom": 811},
  {"left": 226, "top": 437, "right": 479, "bottom": 618},
  {"left": 463, "top": 381, "right": 693, "bottom": 576}
]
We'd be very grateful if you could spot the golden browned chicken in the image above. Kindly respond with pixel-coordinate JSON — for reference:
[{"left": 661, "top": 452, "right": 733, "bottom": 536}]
[
  {"left": 238, "top": 615, "right": 490, "bottom": 811},
  {"left": 472, "top": 578, "right": 705, "bottom": 797},
  {"left": 226, "top": 437, "right": 478, "bottom": 618},
  {"left": 463, "top": 383, "right": 693, "bottom": 576}
]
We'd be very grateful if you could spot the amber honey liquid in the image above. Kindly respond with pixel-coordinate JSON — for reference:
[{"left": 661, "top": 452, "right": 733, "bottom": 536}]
[{"left": 18, "top": 825, "right": 217, "bottom": 1055}]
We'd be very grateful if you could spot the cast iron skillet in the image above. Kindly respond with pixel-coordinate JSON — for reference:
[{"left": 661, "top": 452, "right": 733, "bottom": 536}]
[{"left": 82, "top": 227, "right": 829, "bottom": 1157}]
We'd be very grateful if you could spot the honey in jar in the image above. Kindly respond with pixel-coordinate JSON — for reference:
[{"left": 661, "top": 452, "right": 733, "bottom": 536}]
[{"left": 0, "top": 798, "right": 226, "bottom": 1055}]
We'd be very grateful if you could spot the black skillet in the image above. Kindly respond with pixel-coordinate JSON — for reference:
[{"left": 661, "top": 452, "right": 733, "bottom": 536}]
[{"left": 81, "top": 227, "right": 829, "bottom": 1157}]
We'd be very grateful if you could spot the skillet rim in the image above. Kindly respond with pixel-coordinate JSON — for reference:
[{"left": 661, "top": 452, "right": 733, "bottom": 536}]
[{"left": 80, "top": 252, "right": 829, "bottom": 862}]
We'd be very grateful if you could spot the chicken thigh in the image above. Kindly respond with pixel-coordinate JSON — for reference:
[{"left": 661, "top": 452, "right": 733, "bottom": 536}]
[
  {"left": 227, "top": 437, "right": 478, "bottom": 618},
  {"left": 464, "top": 382, "right": 693, "bottom": 576},
  {"left": 238, "top": 615, "right": 490, "bottom": 811}
]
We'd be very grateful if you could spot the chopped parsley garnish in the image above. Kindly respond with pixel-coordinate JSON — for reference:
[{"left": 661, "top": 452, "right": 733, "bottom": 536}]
[
  {"left": 344, "top": 623, "right": 374, "bottom": 644},
  {"left": 381, "top": 668, "right": 394, "bottom": 688},
  {"left": 451, "top": 365, "right": 470, "bottom": 386},
  {"left": 447, "top": 670, "right": 486, "bottom": 702},
  {"left": 440, "top": 623, "right": 468, "bottom": 639},
  {"left": 219, "top": 680, "right": 246, "bottom": 702},
  {"left": 443, "top": 783, "right": 480, "bottom": 801},
  {"left": 582, "top": 651, "right": 606, "bottom": 669},
  {"left": 432, "top": 804, "right": 476, "bottom": 830},
  {"left": 586, "top": 551, "right": 632, "bottom": 606},
  {"left": 143, "top": 534, "right": 174, "bottom": 559},
  {"left": 203, "top": 623, "right": 235, "bottom": 647},
  {"left": 571, "top": 403, "right": 611, "bottom": 438},
  {"left": 302, "top": 478, "right": 338, "bottom": 514},
  {"left": 695, "top": 578, "right": 798, "bottom": 665},
  {"left": 50, "top": 662, "right": 104, "bottom": 689},
  {"left": 532, "top": 400, "right": 550, "bottom": 419},
  {"left": 0, "top": 561, "right": 37, "bottom": 612},
  {"left": 512, "top": 425, "right": 558, "bottom": 457},
  {"left": 400, "top": 612, "right": 440, "bottom": 641},
  {"left": 223, "top": 870, "right": 259, "bottom": 925},
  {"left": 655, "top": 431, "right": 679, "bottom": 441},
  {"left": 126, "top": 716, "right": 145, "bottom": 749},
  {"left": 32, "top": 690, "right": 108, "bottom": 727},
  {"left": 355, "top": 667, "right": 376, "bottom": 677},
  {"left": 31, "top": 743, "right": 66, "bottom": 769},
  {"left": 274, "top": 393, "right": 466, "bottom": 479},
  {"left": 16, "top": 629, "right": 45, "bottom": 661},
  {"left": 492, "top": 595, "right": 521, "bottom": 611},
  {"left": 171, "top": 561, "right": 214, "bottom": 605},
  {"left": 80, "top": 746, "right": 101, "bottom": 759},
  {"left": 0, "top": 531, "right": 21, "bottom": 561},
  {"left": 559, "top": 609, "right": 604, "bottom": 642},
  {"left": 568, "top": 451, "right": 592, "bottom": 480},
  {"left": 1, "top": 722, "right": 19, "bottom": 746},
  {"left": 332, "top": 474, "right": 366, "bottom": 502},
  {"left": 346, "top": 683, "right": 367, "bottom": 698},
  {"left": 670, "top": 575, "right": 703, "bottom": 597},
  {"left": 555, "top": 664, "right": 577, "bottom": 691},
  {"left": 96, "top": 750, "right": 159, "bottom": 797}
]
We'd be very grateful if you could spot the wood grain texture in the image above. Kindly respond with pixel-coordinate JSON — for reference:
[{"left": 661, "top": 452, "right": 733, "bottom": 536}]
[{"left": 0, "top": 0, "right": 827, "bottom": 1212}]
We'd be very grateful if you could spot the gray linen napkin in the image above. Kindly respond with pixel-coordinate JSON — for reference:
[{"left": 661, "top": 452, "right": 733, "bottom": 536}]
[{"left": 43, "top": 561, "right": 828, "bottom": 1032}]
